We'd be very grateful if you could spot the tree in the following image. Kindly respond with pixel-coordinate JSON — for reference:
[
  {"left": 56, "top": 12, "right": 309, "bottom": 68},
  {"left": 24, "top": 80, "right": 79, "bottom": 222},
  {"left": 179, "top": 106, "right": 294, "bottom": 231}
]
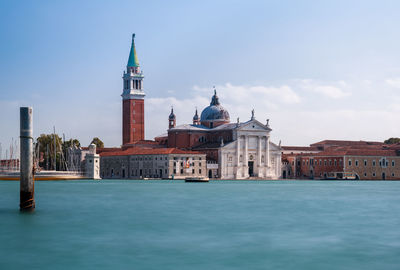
[
  {"left": 384, "top": 138, "right": 400, "bottom": 144},
  {"left": 90, "top": 137, "right": 104, "bottom": 148},
  {"left": 36, "top": 134, "right": 62, "bottom": 170},
  {"left": 63, "top": 139, "right": 81, "bottom": 148},
  {"left": 36, "top": 134, "right": 81, "bottom": 171}
]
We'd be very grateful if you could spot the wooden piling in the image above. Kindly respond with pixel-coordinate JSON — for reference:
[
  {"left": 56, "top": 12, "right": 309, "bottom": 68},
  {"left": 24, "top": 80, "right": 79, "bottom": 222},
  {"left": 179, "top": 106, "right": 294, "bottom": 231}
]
[{"left": 20, "top": 107, "right": 35, "bottom": 211}]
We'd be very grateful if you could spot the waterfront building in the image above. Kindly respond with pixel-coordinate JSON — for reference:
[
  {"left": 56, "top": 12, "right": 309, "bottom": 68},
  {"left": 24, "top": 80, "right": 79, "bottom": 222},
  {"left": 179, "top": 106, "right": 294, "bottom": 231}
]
[
  {"left": 84, "top": 144, "right": 100, "bottom": 180},
  {"left": 100, "top": 148, "right": 206, "bottom": 179},
  {"left": 282, "top": 140, "right": 400, "bottom": 180},
  {"left": 159, "top": 90, "right": 282, "bottom": 179}
]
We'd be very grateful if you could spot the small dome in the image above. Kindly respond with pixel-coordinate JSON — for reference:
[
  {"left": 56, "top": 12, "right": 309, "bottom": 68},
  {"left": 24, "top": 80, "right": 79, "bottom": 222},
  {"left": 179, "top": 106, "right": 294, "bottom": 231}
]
[
  {"left": 200, "top": 90, "right": 230, "bottom": 123},
  {"left": 169, "top": 107, "right": 176, "bottom": 120},
  {"left": 193, "top": 108, "right": 199, "bottom": 121}
]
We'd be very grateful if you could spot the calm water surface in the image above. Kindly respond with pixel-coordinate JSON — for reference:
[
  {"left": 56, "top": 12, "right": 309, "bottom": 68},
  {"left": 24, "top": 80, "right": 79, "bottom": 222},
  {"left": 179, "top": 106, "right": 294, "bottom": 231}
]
[{"left": 1, "top": 180, "right": 400, "bottom": 270}]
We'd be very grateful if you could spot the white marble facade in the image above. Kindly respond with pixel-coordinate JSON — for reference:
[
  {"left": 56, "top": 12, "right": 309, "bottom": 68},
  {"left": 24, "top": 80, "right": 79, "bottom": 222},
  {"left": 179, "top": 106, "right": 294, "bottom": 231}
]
[{"left": 218, "top": 119, "right": 282, "bottom": 179}]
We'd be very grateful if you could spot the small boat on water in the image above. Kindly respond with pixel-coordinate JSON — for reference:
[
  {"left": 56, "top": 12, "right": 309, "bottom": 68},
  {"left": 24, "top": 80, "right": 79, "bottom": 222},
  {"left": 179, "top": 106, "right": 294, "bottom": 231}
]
[
  {"left": 325, "top": 172, "right": 358, "bottom": 180},
  {"left": 185, "top": 177, "right": 209, "bottom": 183}
]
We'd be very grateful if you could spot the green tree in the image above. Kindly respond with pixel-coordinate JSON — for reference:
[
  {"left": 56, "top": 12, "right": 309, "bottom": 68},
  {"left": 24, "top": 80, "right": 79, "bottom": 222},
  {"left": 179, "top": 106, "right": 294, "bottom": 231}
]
[
  {"left": 36, "top": 134, "right": 81, "bottom": 171},
  {"left": 90, "top": 137, "right": 104, "bottom": 148},
  {"left": 384, "top": 137, "right": 400, "bottom": 144},
  {"left": 36, "top": 134, "right": 62, "bottom": 170},
  {"left": 63, "top": 138, "right": 81, "bottom": 148}
]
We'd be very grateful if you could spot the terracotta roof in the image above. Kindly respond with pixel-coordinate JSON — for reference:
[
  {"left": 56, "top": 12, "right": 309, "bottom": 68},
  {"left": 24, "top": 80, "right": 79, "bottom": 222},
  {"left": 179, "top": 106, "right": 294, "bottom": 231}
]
[
  {"left": 100, "top": 148, "right": 203, "bottom": 157},
  {"left": 282, "top": 146, "right": 319, "bottom": 151},
  {"left": 345, "top": 149, "right": 398, "bottom": 156},
  {"left": 296, "top": 149, "right": 398, "bottom": 157},
  {"left": 96, "top": 147, "right": 122, "bottom": 154},
  {"left": 311, "top": 140, "right": 383, "bottom": 147},
  {"left": 192, "top": 142, "right": 227, "bottom": 149}
]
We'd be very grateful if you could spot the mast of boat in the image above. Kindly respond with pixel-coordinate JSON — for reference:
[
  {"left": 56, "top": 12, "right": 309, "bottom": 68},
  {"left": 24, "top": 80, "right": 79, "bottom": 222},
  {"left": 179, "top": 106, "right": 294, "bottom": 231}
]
[
  {"left": 53, "top": 126, "right": 56, "bottom": 171},
  {"left": 46, "top": 144, "right": 49, "bottom": 170}
]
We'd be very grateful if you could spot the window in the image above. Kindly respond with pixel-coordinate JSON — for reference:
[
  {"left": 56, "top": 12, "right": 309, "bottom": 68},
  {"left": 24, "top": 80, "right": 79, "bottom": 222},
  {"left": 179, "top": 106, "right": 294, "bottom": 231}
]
[
  {"left": 348, "top": 160, "right": 352, "bottom": 166},
  {"left": 324, "top": 160, "right": 327, "bottom": 166},
  {"left": 329, "top": 160, "right": 332, "bottom": 166},
  {"left": 364, "top": 160, "right": 367, "bottom": 166},
  {"left": 180, "top": 169, "right": 183, "bottom": 174},
  {"left": 372, "top": 160, "right": 376, "bottom": 166},
  {"left": 192, "top": 169, "right": 195, "bottom": 174},
  {"left": 334, "top": 160, "right": 337, "bottom": 166},
  {"left": 392, "top": 160, "right": 395, "bottom": 167},
  {"left": 319, "top": 160, "right": 322, "bottom": 166},
  {"left": 355, "top": 160, "right": 358, "bottom": 167},
  {"left": 199, "top": 169, "right": 202, "bottom": 174},
  {"left": 173, "top": 169, "right": 176, "bottom": 174},
  {"left": 372, "top": 172, "right": 376, "bottom": 177},
  {"left": 199, "top": 162, "right": 202, "bottom": 166},
  {"left": 392, "top": 173, "right": 395, "bottom": 177},
  {"left": 364, "top": 173, "right": 367, "bottom": 177}
]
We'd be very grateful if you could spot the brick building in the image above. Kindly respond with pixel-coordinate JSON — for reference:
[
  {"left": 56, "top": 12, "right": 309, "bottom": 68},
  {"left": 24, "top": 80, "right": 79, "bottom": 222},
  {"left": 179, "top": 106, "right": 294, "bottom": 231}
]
[{"left": 282, "top": 140, "right": 400, "bottom": 180}]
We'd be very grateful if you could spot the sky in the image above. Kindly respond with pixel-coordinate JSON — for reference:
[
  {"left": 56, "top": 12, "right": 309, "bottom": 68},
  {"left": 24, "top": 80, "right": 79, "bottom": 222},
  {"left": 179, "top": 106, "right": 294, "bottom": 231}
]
[{"left": 1, "top": 0, "right": 400, "bottom": 155}]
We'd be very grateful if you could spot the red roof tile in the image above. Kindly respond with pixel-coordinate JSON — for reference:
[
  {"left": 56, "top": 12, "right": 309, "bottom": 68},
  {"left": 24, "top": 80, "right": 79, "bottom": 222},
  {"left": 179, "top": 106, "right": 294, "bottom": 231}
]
[
  {"left": 311, "top": 140, "right": 383, "bottom": 147},
  {"left": 100, "top": 148, "right": 203, "bottom": 157}
]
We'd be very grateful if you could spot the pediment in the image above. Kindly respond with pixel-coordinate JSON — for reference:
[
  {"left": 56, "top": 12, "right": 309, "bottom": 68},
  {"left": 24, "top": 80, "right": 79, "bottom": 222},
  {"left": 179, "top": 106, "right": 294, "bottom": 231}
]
[{"left": 237, "top": 119, "right": 272, "bottom": 132}]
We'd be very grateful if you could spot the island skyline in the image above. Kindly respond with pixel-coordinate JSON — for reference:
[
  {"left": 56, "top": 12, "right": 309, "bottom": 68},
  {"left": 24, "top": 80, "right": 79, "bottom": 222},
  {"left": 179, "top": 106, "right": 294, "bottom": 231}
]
[{"left": 1, "top": 0, "right": 400, "bottom": 148}]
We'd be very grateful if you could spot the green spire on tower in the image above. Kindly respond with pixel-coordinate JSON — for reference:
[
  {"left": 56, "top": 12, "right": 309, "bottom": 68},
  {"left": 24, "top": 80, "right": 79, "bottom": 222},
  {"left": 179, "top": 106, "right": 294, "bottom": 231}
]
[{"left": 127, "top": 33, "right": 140, "bottom": 67}]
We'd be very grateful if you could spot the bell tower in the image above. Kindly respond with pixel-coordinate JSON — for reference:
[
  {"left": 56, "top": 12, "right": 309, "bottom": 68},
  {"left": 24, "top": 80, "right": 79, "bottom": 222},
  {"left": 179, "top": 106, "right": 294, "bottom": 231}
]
[
  {"left": 168, "top": 107, "right": 176, "bottom": 129},
  {"left": 122, "top": 34, "right": 145, "bottom": 145}
]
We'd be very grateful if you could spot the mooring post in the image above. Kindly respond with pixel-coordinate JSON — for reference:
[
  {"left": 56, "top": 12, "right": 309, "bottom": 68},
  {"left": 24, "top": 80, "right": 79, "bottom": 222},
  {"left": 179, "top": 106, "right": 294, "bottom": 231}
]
[{"left": 20, "top": 107, "right": 35, "bottom": 211}]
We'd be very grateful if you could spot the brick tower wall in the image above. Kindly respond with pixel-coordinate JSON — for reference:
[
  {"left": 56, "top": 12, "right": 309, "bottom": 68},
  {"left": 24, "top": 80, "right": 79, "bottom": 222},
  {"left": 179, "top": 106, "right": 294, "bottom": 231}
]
[{"left": 123, "top": 99, "right": 144, "bottom": 145}]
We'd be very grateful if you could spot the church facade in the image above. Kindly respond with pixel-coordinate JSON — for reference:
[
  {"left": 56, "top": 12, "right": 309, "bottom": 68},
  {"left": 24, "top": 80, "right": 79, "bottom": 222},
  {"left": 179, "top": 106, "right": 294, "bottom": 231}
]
[{"left": 164, "top": 90, "right": 282, "bottom": 179}]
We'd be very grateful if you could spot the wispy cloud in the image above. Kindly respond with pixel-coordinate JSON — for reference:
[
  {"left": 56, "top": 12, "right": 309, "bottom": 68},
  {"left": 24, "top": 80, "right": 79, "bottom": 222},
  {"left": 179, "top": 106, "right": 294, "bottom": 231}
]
[
  {"left": 385, "top": 78, "right": 400, "bottom": 88},
  {"left": 299, "top": 79, "right": 351, "bottom": 99}
]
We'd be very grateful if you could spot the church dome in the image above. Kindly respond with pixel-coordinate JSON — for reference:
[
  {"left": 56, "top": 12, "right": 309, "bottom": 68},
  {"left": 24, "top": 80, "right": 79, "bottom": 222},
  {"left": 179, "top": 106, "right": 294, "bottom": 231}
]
[{"left": 200, "top": 90, "right": 230, "bottom": 125}]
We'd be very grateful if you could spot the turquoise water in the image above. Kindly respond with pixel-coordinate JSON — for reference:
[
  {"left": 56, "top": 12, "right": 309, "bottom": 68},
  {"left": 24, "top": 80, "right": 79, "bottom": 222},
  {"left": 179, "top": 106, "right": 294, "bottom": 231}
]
[{"left": 1, "top": 180, "right": 400, "bottom": 270}]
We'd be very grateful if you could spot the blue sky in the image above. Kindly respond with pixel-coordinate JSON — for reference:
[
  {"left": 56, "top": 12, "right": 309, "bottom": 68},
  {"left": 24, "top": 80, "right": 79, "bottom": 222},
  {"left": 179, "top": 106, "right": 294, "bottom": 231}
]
[{"left": 1, "top": 0, "right": 400, "bottom": 153}]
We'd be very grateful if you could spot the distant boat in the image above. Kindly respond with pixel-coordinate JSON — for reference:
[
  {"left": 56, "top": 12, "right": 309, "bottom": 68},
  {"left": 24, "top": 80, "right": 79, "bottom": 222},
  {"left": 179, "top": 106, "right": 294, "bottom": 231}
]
[
  {"left": 325, "top": 172, "right": 358, "bottom": 180},
  {"left": 185, "top": 177, "right": 209, "bottom": 183}
]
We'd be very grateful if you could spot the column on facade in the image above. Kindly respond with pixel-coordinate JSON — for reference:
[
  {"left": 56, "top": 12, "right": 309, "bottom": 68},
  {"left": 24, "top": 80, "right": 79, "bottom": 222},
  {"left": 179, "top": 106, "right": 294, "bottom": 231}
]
[
  {"left": 257, "top": 136, "right": 262, "bottom": 176},
  {"left": 266, "top": 136, "right": 270, "bottom": 167},
  {"left": 235, "top": 136, "right": 240, "bottom": 177},
  {"left": 257, "top": 136, "right": 262, "bottom": 165},
  {"left": 220, "top": 152, "right": 225, "bottom": 178},
  {"left": 244, "top": 135, "right": 248, "bottom": 166},
  {"left": 236, "top": 136, "right": 240, "bottom": 165}
]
